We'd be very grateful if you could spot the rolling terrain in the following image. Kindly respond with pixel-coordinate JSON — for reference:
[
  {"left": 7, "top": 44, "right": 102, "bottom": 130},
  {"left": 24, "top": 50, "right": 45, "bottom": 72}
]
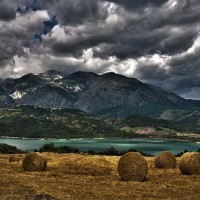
[
  {"left": 0, "top": 106, "right": 123, "bottom": 139},
  {"left": 0, "top": 106, "right": 200, "bottom": 139}
]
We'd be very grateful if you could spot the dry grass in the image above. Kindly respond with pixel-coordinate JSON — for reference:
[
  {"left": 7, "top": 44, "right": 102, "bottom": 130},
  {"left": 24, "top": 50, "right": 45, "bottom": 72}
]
[
  {"left": 0, "top": 153, "right": 200, "bottom": 200},
  {"left": 9, "top": 155, "right": 20, "bottom": 163}
]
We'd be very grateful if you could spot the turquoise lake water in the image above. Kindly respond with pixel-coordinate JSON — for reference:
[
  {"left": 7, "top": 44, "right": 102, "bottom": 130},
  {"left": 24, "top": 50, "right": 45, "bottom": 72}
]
[{"left": 0, "top": 138, "right": 199, "bottom": 155}]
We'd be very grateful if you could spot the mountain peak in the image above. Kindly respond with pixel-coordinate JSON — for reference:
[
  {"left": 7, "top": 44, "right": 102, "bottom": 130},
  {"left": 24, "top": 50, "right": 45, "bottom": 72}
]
[
  {"left": 102, "top": 72, "right": 117, "bottom": 76},
  {"left": 100, "top": 72, "right": 140, "bottom": 84},
  {"left": 17, "top": 73, "right": 39, "bottom": 81}
]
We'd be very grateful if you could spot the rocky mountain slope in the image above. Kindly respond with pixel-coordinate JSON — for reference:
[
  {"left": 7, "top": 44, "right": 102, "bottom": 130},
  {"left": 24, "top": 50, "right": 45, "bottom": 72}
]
[{"left": 0, "top": 70, "right": 200, "bottom": 118}]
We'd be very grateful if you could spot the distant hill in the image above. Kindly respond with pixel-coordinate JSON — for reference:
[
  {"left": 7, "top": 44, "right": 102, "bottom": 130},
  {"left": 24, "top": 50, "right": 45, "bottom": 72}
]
[
  {"left": 0, "top": 106, "right": 199, "bottom": 139},
  {"left": 116, "top": 114, "right": 200, "bottom": 133},
  {"left": 0, "top": 70, "right": 200, "bottom": 119},
  {"left": 0, "top": 143, "right": 24, "bottom": 154},
  {"left": 0, "top": 106, "right": 123, "bottom": 139}
]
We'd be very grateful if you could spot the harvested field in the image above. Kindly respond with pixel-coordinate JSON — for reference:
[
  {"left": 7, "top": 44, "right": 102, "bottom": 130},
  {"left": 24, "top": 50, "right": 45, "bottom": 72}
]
[{"left": 0, "top": 153, "right": 200, "bottom": 200}]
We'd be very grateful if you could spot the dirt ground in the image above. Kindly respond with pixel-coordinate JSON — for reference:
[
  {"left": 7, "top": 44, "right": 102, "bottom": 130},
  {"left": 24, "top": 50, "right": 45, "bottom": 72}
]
[{"left": 0, "top": 153, "right": 199, "bottom": 200}]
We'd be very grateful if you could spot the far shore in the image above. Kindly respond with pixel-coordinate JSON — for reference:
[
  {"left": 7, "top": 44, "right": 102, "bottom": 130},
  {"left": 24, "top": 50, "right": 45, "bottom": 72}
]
[{"left": 0, "top": 135, "right": 198, "bottom": 143}]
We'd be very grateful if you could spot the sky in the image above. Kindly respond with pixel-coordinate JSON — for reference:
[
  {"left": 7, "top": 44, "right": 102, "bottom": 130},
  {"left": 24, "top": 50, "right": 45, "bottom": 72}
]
[{"left": 0, "top": 0, "right": 200, "bottom": 99}]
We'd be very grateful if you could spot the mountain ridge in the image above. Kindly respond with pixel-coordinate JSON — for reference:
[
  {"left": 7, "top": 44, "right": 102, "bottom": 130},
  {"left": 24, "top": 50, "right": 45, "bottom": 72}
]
[{"left": 0, "top": 70, "right": 200, "bottom": 119}]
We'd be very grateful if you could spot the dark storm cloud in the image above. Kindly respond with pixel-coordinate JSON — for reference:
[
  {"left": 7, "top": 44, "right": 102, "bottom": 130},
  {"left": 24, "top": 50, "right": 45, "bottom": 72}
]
[
  {"left": 34, "top": 0, "right": 101, "bottom": 25},
  {"left": 0, "top": 1, "right": 16, "bottom": 21},
  {"left": 92, "top": 28, "right": 169, "bottom": 59},
  {"left": 106, "top": 0, "right": 168, "bottom": 10},
  {"left": 134, "top": 32, "right": 200, "bottom": 98},
  {"left": 0, "top": 7, "right": 49, "bottom": 75},
  {"left": 158, "top": 29, "right": 197, "bottom": 55},
  {"left": 40, "top": 0, "right": 200, "bottom": 60},
  {"left": 0, "top": 0, "right": 200, "bottom": 99},
  {"left": 144, "top": 0, "right": 200, "bottom": 31}
]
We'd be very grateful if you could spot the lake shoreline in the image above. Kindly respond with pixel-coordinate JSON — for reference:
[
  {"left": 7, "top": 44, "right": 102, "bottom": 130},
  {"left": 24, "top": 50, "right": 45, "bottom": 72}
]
[{"left": 0, "top": 135, "right": 196, "bottom": 143}]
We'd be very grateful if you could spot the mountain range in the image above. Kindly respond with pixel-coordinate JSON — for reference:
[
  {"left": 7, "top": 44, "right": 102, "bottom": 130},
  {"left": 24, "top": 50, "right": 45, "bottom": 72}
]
[{"left": 0, "top": 70, "right": 200, "bottom": 120}]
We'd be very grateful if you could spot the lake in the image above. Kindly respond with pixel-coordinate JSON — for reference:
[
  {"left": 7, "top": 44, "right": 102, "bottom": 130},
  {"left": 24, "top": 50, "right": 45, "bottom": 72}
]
[{"left": 0, "top": 138, "right": 199, "bottom": 155}]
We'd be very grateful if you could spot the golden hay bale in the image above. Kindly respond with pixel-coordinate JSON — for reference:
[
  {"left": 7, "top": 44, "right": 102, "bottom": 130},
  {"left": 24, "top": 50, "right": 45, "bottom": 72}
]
[
  {"left": 18, "top": 154, "right": 25, "bottom": 158},
  {"left": 117, "top": 152, "right": 148, "bottom": 181},
  {"left": 9, "top": 156, "right": 19, "bottom": 163},
  {"left": 22, "top": 153, "right": 47, "bottom": 172},
  {"left": 155, "top": 151, "right": 176, "bottom": 169},
  {"left": 155, "top": 156, "right": 160, "bottom": 168},
  {"left": 179, "top": 152, "right": 200, "bottom": 175}
]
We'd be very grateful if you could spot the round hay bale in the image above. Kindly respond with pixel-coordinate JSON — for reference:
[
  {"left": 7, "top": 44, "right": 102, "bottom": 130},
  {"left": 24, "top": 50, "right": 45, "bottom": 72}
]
[
  {"left": 155, "top": 151, "right": 176, "bottom": 169},
  {"left": 179, "top": 152, "right": 200, "bottom": 175},
  {"left": 9, "top": 155, "right": 19, "bottom": 163},
  {"left": 22, "top": 153, "right": 47, "bottom": 171},
  {"left": 155, "top": 156, "right": 160, "bottom": 168},
  {"left": 117, "top": 152, "right": 148, "bottom": 181},
  {"left": 18, "top": 154, "right": 25, "bottom": 158}
]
